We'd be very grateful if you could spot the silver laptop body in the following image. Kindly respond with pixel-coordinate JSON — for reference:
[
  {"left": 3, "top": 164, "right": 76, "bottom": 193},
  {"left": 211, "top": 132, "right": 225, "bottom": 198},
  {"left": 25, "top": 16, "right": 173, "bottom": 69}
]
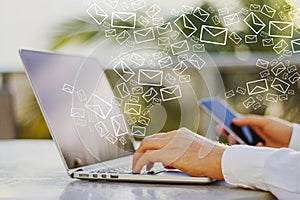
[{"left": 19, "top": 49, "right": 213, "bottom": 184}]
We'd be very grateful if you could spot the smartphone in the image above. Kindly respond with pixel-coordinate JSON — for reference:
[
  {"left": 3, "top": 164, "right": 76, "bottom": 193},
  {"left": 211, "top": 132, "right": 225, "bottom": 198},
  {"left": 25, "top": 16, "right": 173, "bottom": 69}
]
[{"left": 199, "top": 97, "right": 264, "bottom": 145}]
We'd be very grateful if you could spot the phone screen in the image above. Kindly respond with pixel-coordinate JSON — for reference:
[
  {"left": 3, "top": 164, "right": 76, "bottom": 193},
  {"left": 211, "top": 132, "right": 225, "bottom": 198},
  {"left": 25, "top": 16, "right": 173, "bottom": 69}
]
[{"left": 200, "top": 98, "right": 264, "bottom": 145}]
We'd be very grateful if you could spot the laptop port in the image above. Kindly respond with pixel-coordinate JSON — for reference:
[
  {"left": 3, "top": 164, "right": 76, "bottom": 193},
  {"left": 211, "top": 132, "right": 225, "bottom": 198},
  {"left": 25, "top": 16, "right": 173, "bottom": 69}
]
[
  {"left": 110, "top": 174, "right": 119, "bottom": 179},
  {"left": 101, "top": 174, "right": 107, "bottom": 178},
  {"left": 92, "top": 174, "right": 98, "bottom": 178}
]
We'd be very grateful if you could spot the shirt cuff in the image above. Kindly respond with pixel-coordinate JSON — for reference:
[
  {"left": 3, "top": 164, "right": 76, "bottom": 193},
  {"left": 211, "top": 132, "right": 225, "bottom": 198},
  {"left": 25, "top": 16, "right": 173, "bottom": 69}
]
[
  {"left": 288, "top": 124, "right": 300, "bottom": 151},
  {"left": 222, "top": 145, "right": 276, "bottom": 191}
]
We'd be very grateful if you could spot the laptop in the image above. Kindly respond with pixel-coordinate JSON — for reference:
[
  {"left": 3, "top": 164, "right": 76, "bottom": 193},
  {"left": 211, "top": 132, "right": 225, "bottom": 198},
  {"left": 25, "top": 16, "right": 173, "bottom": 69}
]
[{"left": 19, "top": 49, "right": 214, "bottom": 184}]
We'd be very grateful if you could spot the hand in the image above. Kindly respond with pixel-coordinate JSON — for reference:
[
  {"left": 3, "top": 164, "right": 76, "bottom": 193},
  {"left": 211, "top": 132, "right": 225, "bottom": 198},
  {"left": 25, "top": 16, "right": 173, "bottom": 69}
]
[
  {"left": 132, "top": 128, "right": 227, "bottom": 180},
  {"left": 218, "top": 115, "right": 293, "bottom": 148}
]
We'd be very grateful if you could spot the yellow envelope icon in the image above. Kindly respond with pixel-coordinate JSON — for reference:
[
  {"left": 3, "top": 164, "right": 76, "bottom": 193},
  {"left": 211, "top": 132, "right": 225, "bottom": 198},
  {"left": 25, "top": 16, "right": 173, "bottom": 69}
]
[
  {"left": 86, "top": 3, "right": 108, "bottom": 25},
  {"left": 174, "top": 14, "right": 197, "bottom": 38},
  {"left": 131, "top": 126, "right": 146, "bottom": 137},
  {"left": 160, "top": 85, "right": 182, "bottom": 102},
  {"left": 95, "top": 121, "right": 109, "bottom": 137},
  {"left": 246, "top": 79, "right": 269, "bottom": 95},
  {"left": 273, "top": 39, "right": 288, "bottom": 54},
  {"left": 269, "top": 21, "right": 294, "bottom": 38},
  {"left": 171, "top": 40, "right": 189, "bottom": 55},
  {"left": 271, "top": 62, "right": 286, "bottom": 76},
  {"left": 138, "top": 69, "right": 163, "bottom": 86},
  {"left": 124, "top": 103, "right": 141, "bottom": 115},
  {"left": 173, "top": 61, "right": 189, "bottom": 75},
  {"left": 138, "top": 116, "right": 150, "bottom": 126},
  {"left": 289, "top": 8, "right": 300, "bottom": 20},
  {"left": 113, "top": 60, "right": 135, "bottom": 82},
  {"left": 111, "top": 12, "right": 136, "bottom": 29},
  {"left": 223, "top": 13, "right": 240, "bottom": 26},
  {"left": 291, "top": 39, "right": 300, "bottom": 53},
  {"left": 85, "top": 94, "right": 113, "bottom": 119},
  {"left": 193, "top": 7, "right": 210, "bottom": 22},
  {"left": 271, "top": 78, "right": 290, "bottom": 94},
  {"left": 134, "top": 27, "right": 155, "bottom": 44},
  {"left": 142, "top": 87, "right": 158, "bottom": 102},
  {"left": 111, "top": 114, "right": 128, "bottom": 137},
  {"left": 200, "top": 25, "right": 228, "bottom": 45},
  {"left": 157, "top": 22, "right": 173, "bottom": 35},
  {"left": 158, "top": 56, "right": 173, "bottom": 68}
]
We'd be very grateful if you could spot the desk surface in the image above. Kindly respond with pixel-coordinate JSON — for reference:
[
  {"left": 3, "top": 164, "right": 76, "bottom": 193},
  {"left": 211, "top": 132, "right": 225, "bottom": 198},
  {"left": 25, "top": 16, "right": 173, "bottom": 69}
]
[{"left": 0, "top": 140, "right": 276, "bottom": 200}]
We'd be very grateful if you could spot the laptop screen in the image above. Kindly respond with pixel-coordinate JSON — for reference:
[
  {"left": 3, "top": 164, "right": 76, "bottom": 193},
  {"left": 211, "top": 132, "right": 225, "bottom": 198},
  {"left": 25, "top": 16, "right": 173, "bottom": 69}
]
[{"left": 20, "top": 50, "right": 135, "bottom": 170}]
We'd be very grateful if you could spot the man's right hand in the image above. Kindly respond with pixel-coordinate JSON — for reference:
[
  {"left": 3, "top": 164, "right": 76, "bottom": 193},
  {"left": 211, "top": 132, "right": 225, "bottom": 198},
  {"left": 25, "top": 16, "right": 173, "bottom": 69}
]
[{"left": 218, "top": 115, "right": 293, "bottom": 148}]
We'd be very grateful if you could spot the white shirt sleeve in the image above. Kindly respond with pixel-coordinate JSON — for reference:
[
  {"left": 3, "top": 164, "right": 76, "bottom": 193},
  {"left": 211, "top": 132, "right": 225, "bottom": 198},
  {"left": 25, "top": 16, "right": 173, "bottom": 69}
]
[
  {"left": 222, "top": 146, "right": 300, "bottom": 199},
  {"left": 288, "top": 124, "right": 300, "bottom": 151}
]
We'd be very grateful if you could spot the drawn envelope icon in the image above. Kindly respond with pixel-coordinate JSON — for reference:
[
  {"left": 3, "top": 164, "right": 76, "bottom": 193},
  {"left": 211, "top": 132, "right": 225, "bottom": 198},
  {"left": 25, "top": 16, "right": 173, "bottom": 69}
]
[
  {"left": 261, "top": 5, "right": 276, "bottom": 18},
  {"left": 138, "top": 116, "right": 151, "bottom": 126},
  {"left": 165, "top": 73, "right": 177, "bottom": 85},
  {"left": 131, "top": 0, "right": 146, "bottom": 11},
  {"left": 62, "top": 83, "right": 74, "bottom": 94},
  {"left": 229, "top": 32, "right": 242, "bottom": 44},
  {"left": 260, "top": 70, "right": 270, "bottom": 78},
  {"left": 179, "top": 75, "right": 191, "bottom": 83},
  {"left": 160, "top": 85, "right": 182, "bottom": 102},
  {"left": 289, "top": 72, "right": 300, "bottom": 84},
  {"left": 138, "top": 16, "right": 150, "bottom": 27},
  {"left": 256, "top": 58, "right": 269, "bottom": 69},
  {"left": 271, "top": 78, "right": 290, "bottom": 94},
  {"left": 189, "top": 54, "right": 205, "bottom": 70},
  {"left": 142, "top": 87, "right": 158, "bottom": 102},
  {"left": 111, "top": 12, "right": 136, "bottom": 29},
  {"left": 85, "top": 94, "right": 113, "bottom": 119},
  {"left": 249, "top": 4, "right": 261, "bottom": 12},
  {"left": 243, "top": 12, "right": 265, "bottom": 34},
  {"left": 269, "top": 21, "right": 294, "bottom": 38},
  {"left": 271, "top": 62, "right": 286, "bottom": 76},
  {"left": 279, "top": 94, "right": 288, "bottom": 101},
  {"left": 193, "top": 44, "right": 205, "bottom": 52},
  {"left": 245, "top": 35, "right": 257, "bottom": 43},
  {"left": 181, "top": 5, "right": 194, "bottom": 14},
  {"left": 225, "top": 90, "right": 235, "bottom": 98},
  {"left": 106, "top": 133, "right": 118, "bottom": 144},
  {"left": 145, "top": 4, "right": 161, "bottom": 18},
  {"left": 129, "top": 95, "right": 139, "bottom": 103},
  {"left": 130, "top": 53, "right": 145, "bottom": 66},
  {"left": 132, "top": 86, "right": 143, "bottom": 95},
  {"left": 158, "top": 37, "right": 170, "bottom": 46},
  {"left": 134, "top": 27, "right": 155, "bottom": 44},
  {"left": 273, "top": 39, "right": 288, "bottom": 54},
  {"left": 111, "top": 114, "right": 129, "bottom": 137},
  {"left": 138, "top": 69, "right": 163, "bottom": 86},
  {"left": 246, "top": 79, "right": 269, "bottom": 95},
  {"left": 70, "top": 108, "right": 85, "bottom": 118},
  {"left": 116, "top": 30, "right": 131, "bottom": 45},
  {"left": 289, "top": 8, "right": 300, "bottom": 20},
  {"left": 266, "top": 93, "right": 278, "bottom": 103},
  {"left": 105, "top": 29, "right": 117, "bottom": 37},
  {"left": 171, "top": 40, "right": 189, "bottom": 55},
  {"left": 193, "top": 7, "right": 210, "bottom": 22},
  {"left": 174, "top": 14, "right": 197, "bottom": 38},
  {"left": 291, "top": 38, "right": 300, "bottom": 53},
  {"left": 131, "top": 126, "right": 146, "bottom": 137},
  {"left": 243, "top": 97, "right": 256, "bottom": 109},
  {"left": 200, "top": 25, "right": 228, "bottom": 45},
  {"left": 116, "top": 82, "right": 130, "bottom": 98},
  {"left": 262, "top": 38, "right": 274, "bottom": 47},
  {"left": 173, "top": 61, "right": 189, "bottom": 76},
  {"left": 124, "top": 103, "right": 141, "bottom": 115},
  {"left": 223, "top": 13, "right": 240, "bottom": 26},
  {"left": 152, "top": 17, "right": 164, "bottom": 26},
  {"left": 95, "top": 121, "right": 109, "bottom": 137},
  {"left": 113, "top": 60, "right": 135, "bottom": 82},
  {"left": 158, "top": 56, "right": 173, "bottom": 68},
  {"left": 157, "top": 22, "right": 173, "bottom": 35},
  {"left": 86, "top": 3, "right": 108, "bottom": 25},
  {"left": 236, "top": 87, "right": 246, "bottom": 95}
]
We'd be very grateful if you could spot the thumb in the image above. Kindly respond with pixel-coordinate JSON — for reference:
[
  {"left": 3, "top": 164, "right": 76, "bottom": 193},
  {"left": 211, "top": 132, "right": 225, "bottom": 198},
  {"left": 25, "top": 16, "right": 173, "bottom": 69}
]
[{"left": 232, "top": 115, "right": 267, "bottom": 128}]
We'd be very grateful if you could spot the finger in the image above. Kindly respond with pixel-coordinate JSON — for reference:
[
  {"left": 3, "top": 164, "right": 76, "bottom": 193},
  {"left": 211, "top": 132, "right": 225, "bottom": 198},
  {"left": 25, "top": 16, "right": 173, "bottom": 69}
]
[
  {"left": 232, "top": 115, "right": 267, "bottom": 128},
  {"left": 228, "top": 135, "right": 238, "bottom": 145},
  {"left": 256, "top": 142, "right": 264, "bottom": 147},
  {"left": 133, "top": 151, "right": 160, "bottom": 173},
  {"left": 216, "top": 125, "right": 229, "bottom": 137},
  {"left": 163, "top": 164, "right": 175, "bottom": 169},
  {"left": 146, "top": 162, "right": 154, "bottom": 171}
]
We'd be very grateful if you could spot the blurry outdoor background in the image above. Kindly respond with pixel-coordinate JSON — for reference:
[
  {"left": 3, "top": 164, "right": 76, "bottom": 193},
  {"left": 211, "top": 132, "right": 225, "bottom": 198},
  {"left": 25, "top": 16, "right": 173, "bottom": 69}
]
[{"left": 1, "top": 0, "right": 300, "bottom": 140}]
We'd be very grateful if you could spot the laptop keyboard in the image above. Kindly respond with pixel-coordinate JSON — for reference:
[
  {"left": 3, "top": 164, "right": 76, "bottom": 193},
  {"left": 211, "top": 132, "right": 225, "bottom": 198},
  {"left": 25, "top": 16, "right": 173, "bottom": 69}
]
[{"left": 90, "top": 165, "right": 133, "bottom": 174}]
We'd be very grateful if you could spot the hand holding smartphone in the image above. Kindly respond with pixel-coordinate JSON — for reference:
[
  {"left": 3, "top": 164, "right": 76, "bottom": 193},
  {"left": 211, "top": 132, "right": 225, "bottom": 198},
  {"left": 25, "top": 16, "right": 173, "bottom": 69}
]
[{"left": 199, "top": 97, "right": 265, "bottom": 146}]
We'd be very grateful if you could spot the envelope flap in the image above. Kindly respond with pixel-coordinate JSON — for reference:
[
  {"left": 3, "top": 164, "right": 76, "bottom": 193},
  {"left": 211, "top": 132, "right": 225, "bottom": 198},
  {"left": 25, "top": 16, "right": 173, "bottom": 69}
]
[
  {"left": 141, "top": 70, "right": 162, "bottom": 79},
  {"left": 135, "top": 28, "right": 152, "bottom": 36},
  {"left": 114, "top": 12, "right": 135, "bottom": 21},
  {"left": 162, "top": 86, "right": 179, "bottom": 94},
  {"left": 270, "top": 21, "right": 293, "bottom": 31},
  {"left": 203, "top": 26, "right": 227, "bottom": 37}
]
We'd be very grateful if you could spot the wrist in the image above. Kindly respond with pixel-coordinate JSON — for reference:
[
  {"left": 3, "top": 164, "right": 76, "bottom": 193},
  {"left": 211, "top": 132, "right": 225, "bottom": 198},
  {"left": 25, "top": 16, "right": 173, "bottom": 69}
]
[{"left": 209, "top": 143, "right": 227, "bottom": 180}]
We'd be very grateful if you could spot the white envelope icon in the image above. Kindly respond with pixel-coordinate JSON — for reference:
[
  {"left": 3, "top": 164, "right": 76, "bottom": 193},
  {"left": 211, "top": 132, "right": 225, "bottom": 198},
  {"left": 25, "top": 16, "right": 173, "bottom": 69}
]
[
  {"left": 269, "top": 21, "right": 294, "bottom": 38},
  {"left": 129, "top": 95, "right": 139, "bottom": 103},
  {"left": 85, "top": 94, "right": 113, "bottom": 119},
  {"left": 105, "top": 29, "right": 117, "bottom": 37},
  {"left": 76, "top": 119, "right": 87, "bottom": 127},
  {"left": 111, "top": 12, "right": 136, "bottom": 29},
  {"left": 142, "top": 87, "right": 158, "bottom": 102},
  {"left": 145, "top": 4, "right": 161, "bottom": 18},
  {"left": 131, "top": 0, "right": 146, "bottom": 11},
  {"left": 113, "top": 60, "right": 135, "bottom": 82},
  {"left": 236, "top": 87, "right": 246, "bottom": 95},
  {"left": 106, "top": 133, "right": 117, "bottom": 144},
  {"left": 271, "top": 78, "right": 290, "bottom": 94},
  {"left": 252, "top": 102, "right": 261, "bottom": 110},
  {"left": 158, "top": 37, "right": 170, "bottom": 46},
  {"left": 271, "top": 62, "right": 286, "bottom": 76},
  {"left": 246, "top": 79, "right": 269, "bottom": 95},
  {"left": 132, "top": 86, "right": 143, "bottom": 95},
  {"left": 86, "top": 3, "right": 108, "bottom": 25},
  {"left": 111, "top": 114, "right": 128, "bottom": 137},
  {"left": 289, "top": 72, "right": 300, "bottom": 84},
  {"left": 138, "top": 116, "right": 151, "bottom": 126},
  {"left": 131, "top": 126, "right": 146, "bottom": 137},
  {"left": 103, "top": 0, "right": 118, "bottom": 9},
  {"left": 174, "top": 14, "right": 197, "bottom": 38},
  {"left": 218, "top": 8, "right": 229, "bottom": 16},
  {"left": 124, "top": 103, "right": 141, "bottom": 115},
  {"left": 193, "top": 44, "right": 205, "bottom": 53},
  {"left": 130, "top": 53, "right": 145, "bottom": 66},
  {"left": 158, "top": 56, "right": 173, "bottom": 68},
  {"left": 229, "top": 32, "right": 242, "bottom": 44},
  {"left": 243, "top": 97, "right": 256, "bottom": 109},
  {"left": 138, "top": 69, "right": 163, "bottom": 86},
  {"left": 62, "top": 83, "right": 74, "bottom": 94},
  {"left": 262, "top": 38, "right": 274, "bottom": 47},
  {"left": 153, "top": 17, "right": 164, "bottom": 26},
  {"left": 273, "top": 39, "right": 288, "bottom": 54},
  {"left": 181, "top": 5, "right": 193, "bottom": 14},
  {"left": 287, "top": 65, "right": 298, "bottom": 73},
  {"left": 200, "top": 25, "right": 228, "bottom": 45},
  {"left": 243, "top": 12, "right": 265, "bottom": 34},
  {"left": 157, "top": 22, "right": 173, "bottom": 35},
  {"left": 225, "top": 90, "right": 235, "bottom": 98},
  {"left": 223, "top": 13, "right": 240, "bottom": 26},
  {"left": 116, "top": 30, "right": 131, "bottom": 45},
  {"left": 289, "top": 8, "right": 300, "bottom": 20},
  {"left": 116, "top": 82, "right": 130, "bottom": 98},
  {"left": 291, "top": 39, "right": 300, "bottom": 53},
  {"left": 165, "top": 73, "right": 176, "bottom": 85},
  {"left": 138, "top": 16, "right": 150, "bottom": 27},
  {"left": 249, "top": 4, "right": 261, "bottom": 12},
  {"left": 161, "top": 85, "right": 182, "bottom": 102},
  {"left": 279, "top": 94, "right": 288, "bottom": 101},
  {"left": 245, "top": 35, "right": 257, "bottom": 43},
  {"left": 119, "top": 136, "right": 127, "bottom": 145},
  {"left": 189, "top": 54, "right": 205, "bottom": 70},
  {"left": 179, "top": 75, "right": 191, "bottom": 83},
  {"left": 266, "top": 93, "right": 278, "bottom": 103},
  {"left": 260, "top": 70, "right": 270, "bottom": 78},
  {"left": 261, "top": 5, "right": 276, "bottom": 18},
  {"left": 70, "top": 108, "right": 85, "bottom": 118},
  {"left": 95, "top": 121, "right": 109, "bottom": 137},
  {"left": 173, "top": 61, "right": 189, "bottom": 76},
  {"left": 193, "top": 7, "right": 210, "bottom": 22},
  {"left": 134, "top": 27, "right": 155, "bottom": 44},
  {"left": 171, "top": 40, "right": 189, "bottom": 55}
]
